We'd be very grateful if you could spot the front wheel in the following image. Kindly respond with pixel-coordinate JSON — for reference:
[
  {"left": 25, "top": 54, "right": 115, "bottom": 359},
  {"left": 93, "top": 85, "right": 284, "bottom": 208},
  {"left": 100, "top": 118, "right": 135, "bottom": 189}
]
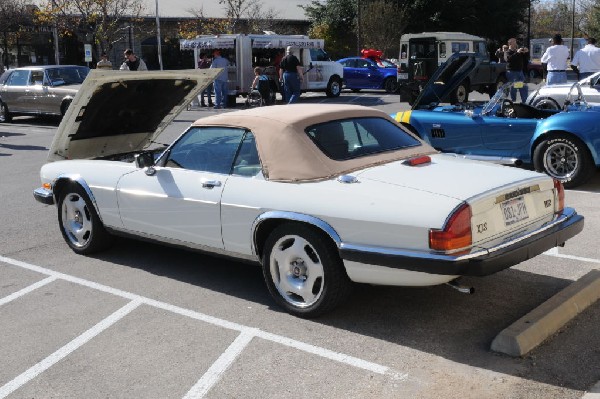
[
  {"left": 0, "top": 102, "right": 11, "bottom": 123},
  {"left": 262, "top": 223, "right": 352, "bottom": 318},
  {"left": 58, "top": 183, "right": 113, "bottom": 254},
  {"left": 326, "top": 77, "right": 342, "bottom": 97},
  {"left": 383, "top": 77, "right": 399, "bottom": 93},
  {"left": 533, "top": 134, "right": 595, "bottom": 188}
]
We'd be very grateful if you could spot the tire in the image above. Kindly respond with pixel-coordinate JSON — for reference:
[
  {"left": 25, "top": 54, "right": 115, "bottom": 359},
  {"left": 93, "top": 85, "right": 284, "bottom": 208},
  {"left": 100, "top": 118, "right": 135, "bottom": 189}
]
[
  {"left": 61, "top": 100, "right": 72, "bottom": 117},
  {"left": 383, "top": 77, "right": 399, "bottom": 93},
  {"left": 531, "top": 97, "right": 560, "bottom": 110},
  {"left": 533, "top": 134, "right": 595, "bottom": 188},
  {"left": 528, "top": 69, "right": 539, "bottom": 80},
  {"left": 57, "top": 183, "right": 113, "bottom": 254},
  {"left": 0, "top": 102, "right": 11, "bottom": 123},
  {"left": 449, "top": 81, "right": 469, "bottom": 103},
  {"left": 326, "top": 77, "right": 342, "bottom": 97},
  {"left": 262, "top": 223, "right": 352, "bottom": 318}
]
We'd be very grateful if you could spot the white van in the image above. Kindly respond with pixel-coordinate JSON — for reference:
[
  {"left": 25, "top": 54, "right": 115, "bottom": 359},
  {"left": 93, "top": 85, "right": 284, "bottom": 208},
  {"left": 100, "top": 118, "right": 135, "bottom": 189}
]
[
  {"left": 180, "top": 34, "right": 343, "bottom": 98},
  {"left": 529, "top": 37, "right": 587, "bottom": 62}
]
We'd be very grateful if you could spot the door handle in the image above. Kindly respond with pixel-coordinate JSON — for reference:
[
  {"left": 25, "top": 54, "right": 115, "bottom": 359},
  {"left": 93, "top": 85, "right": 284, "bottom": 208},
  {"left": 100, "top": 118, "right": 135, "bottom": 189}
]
[{"left": 201, "top": 179, "right": 221, "bottom": 188}]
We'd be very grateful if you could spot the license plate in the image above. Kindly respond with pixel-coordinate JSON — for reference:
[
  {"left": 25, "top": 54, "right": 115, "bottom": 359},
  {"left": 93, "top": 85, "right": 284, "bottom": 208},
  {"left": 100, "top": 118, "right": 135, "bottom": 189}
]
[
  {"left": 501, "top": 196, "right": 529, "bottom": 226},
  {"left": 398, "top": 73, "right": 408, "bottom": 80}
]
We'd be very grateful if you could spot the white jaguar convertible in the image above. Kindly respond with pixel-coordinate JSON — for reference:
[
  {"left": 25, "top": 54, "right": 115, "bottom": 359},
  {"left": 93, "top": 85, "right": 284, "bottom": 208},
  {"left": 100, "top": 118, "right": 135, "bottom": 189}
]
[{"left": 34, "top": 70, "right": 584, "bottom": 317}]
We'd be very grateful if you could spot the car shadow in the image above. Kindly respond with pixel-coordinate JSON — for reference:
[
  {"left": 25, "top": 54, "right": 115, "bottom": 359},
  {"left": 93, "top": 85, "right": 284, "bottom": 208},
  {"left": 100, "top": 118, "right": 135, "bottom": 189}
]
[{"left": 94, "top": 237, "right": 599, "bottom": 392}]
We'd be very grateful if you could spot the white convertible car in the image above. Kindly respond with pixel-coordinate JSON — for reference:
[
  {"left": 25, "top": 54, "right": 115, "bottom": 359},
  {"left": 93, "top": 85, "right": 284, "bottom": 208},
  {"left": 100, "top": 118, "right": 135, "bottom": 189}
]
[{"left": 34, "top": 70, "right": 584, "bottom": 317}]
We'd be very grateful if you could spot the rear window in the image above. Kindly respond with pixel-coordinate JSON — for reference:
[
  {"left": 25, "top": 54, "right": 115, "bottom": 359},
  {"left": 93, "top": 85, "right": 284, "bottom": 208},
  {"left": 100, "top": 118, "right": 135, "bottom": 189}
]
[{"left": 306, "top": 117, "right": 421, "bottom": 161}]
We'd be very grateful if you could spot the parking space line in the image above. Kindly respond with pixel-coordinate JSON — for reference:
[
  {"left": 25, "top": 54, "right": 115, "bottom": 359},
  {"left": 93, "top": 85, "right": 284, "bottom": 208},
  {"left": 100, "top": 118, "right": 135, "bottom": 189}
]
[
  {"left": 544, "top": 248, "right": 600, "bottom": 265},
  {"left": 0, "top": 300, "right": 141, "bottom": 399},
  {"left": 0, "top": 276, "right": 57, "bottom": 307},
  {"left": 0, "top": 255, "right": 390, "bottom": 390},
  {"left": 183, "top": 329, "right": 256, "bottom": 399}
]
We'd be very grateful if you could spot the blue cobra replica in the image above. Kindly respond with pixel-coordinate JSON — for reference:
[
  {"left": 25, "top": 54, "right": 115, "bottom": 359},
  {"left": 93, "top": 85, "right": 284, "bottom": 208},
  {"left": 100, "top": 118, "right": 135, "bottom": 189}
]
[{"left": 393, "top": 53, "right": 600, "bottom": 188}]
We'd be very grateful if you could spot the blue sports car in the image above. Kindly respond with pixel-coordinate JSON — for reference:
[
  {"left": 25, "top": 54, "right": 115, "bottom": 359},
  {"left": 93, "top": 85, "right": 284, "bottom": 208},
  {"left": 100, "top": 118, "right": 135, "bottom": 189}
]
[
  {"left": 337, "top": 56, "right": 398, "bottom": 93},
  {"left": 393, "top": 53, "right": 600, "bottom": 188}
]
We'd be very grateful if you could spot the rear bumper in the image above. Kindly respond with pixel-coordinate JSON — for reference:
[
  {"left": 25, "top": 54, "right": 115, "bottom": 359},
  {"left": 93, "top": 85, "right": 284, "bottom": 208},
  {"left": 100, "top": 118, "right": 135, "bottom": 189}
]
[
  {"left": 339, "top": 207, "right": 583, "bottom": 277},
  {"left": 33, "top": 187, "right": 55, "bottom": 205}
]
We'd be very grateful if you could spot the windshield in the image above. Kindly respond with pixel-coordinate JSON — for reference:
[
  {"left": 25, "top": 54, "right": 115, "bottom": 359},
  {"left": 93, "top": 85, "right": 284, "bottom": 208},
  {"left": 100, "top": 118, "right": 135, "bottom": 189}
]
[
  {"left": 310, "top": 48, "right": 331, "bottom": 61},
  {"left": 482, "top": 82, "right": 512, "bottom": 115},
  {"left": 46, "top": 66, "right": 90, "bottom": 86},
  {"left": 306, "top": 117, "right": 421, "bottom": 161}
]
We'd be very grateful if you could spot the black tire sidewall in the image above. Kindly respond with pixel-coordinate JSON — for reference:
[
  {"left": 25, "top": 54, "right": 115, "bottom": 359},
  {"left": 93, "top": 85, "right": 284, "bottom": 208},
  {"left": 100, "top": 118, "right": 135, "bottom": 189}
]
[
  {"left": 533, "top": 135, "right": 594, "bottom": 188},
  {"left": 326, "top": 78, "right": 341, "bottom": 97}
]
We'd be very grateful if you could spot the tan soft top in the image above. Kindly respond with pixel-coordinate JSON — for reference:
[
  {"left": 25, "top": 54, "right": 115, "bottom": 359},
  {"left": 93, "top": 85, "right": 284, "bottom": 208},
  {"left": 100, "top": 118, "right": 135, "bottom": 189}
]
[{"left": 192, "top": 104, "right": 437, "bottom": 182}]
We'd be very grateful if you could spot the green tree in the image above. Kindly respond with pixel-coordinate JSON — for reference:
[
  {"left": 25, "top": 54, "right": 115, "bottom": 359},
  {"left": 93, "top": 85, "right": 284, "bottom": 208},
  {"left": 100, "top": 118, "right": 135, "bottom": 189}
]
[{"left": 0, "top": 0, "right": 30, "bottom": 68}]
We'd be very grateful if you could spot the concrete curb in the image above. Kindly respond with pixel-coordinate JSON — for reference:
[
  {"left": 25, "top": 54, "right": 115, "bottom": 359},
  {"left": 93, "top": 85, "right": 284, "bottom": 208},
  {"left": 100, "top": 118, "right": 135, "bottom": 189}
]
[{"left": 491, "top": 269, "right": 600, "bottom": 357}]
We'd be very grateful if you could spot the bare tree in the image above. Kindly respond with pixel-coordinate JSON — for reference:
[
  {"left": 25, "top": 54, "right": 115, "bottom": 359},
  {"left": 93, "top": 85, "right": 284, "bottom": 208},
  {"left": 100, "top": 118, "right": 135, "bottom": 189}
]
[
  {"left": 218, "top": 0, "right": 279, "bottom": 34},
  {"left": 35, "top": 0, "right": 146, "bottom": 57},
  {"left": 359, "top": 0, "right": 408, "bottom": 57}
]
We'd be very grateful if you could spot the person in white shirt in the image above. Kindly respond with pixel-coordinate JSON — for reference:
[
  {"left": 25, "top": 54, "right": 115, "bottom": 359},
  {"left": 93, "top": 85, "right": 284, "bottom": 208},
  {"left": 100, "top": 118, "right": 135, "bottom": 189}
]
[
  {"left": 541, "top": 34, "right": 570, "bottom": 85},
  {"left": 570, "top": 37, "right": 600, "bottom": 80}
]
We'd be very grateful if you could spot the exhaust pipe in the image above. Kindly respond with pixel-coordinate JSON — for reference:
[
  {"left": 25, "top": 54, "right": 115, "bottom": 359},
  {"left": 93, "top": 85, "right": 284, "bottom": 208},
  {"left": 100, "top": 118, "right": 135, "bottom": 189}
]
[
  {"left": 446, "top": 279, "right": 474, "bottom": 294},
  {"left": 446, "top": 153, "right": 522, "bottom": 166}
]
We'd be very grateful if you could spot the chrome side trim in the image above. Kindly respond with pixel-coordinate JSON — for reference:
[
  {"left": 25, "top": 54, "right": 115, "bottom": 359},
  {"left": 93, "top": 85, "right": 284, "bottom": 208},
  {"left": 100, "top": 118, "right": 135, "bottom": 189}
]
[{"left": 251, "top": 211, "right": 342, "bottom": 256}]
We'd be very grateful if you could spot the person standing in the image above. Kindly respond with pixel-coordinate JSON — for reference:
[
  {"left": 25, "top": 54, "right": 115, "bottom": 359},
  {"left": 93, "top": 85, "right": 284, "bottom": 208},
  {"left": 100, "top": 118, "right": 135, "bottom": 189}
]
[
  {"left": 119, "top": 49, "right": 148, "bottom": 71},
  {"left": 278, "top": 46, "right": 303, "bottom": 104},
  {"left": 504, "top": 38, "right": 529, "bottom": 102},
  {"left": 96, "top": 52, "right": 112, "bottom": 70},
  {"left": 210, "top": 50, "right": 230, "bottom": 109},
  {"left": 540, "top": 34, "right": 570, "bottom": 85},
  {"left": 570, "top": 37, "right": 600, "bottom": 80},
  {"left": 198, "top": 53, "right": 214, "bottom": 107}
]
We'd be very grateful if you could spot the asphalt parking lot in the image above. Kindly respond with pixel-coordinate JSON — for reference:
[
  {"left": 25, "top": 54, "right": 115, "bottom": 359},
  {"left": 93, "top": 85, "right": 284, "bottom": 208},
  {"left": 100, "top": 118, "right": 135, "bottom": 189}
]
[{"left": 1, "top": 89, "right": 599, "bottom": 399}]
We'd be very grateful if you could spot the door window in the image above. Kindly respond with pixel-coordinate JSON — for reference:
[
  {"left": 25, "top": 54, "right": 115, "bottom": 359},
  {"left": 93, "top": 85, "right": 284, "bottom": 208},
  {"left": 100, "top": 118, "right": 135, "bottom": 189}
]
[
  {"left": 6, "top": 70, "right": 29, "bottom": 86},
  {"left": 164, "top": 127, "right": 246, "bottom": 174}
]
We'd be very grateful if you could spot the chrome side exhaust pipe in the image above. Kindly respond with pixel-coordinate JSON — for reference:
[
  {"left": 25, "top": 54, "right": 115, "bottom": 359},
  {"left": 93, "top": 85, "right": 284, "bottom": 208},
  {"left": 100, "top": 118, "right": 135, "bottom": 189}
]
[
  {"left": 446, "top": 279, "right": 475, "bottom": 294},
  {"left": 445, "top": 153, "right": 523, "bottom": 166}
]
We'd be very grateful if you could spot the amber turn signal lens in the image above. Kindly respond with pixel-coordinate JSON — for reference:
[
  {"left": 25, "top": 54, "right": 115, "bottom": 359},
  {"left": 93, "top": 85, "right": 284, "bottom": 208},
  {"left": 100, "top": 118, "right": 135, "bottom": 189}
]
[
  {"left": 429, "top": 202, "right": 472, "bottom": 251},
  {"left": 42, "top": 182, "right": 52, "bottom": 190},
  {"left": 403, "top": 155, "right": 431, "bottom": 166}
]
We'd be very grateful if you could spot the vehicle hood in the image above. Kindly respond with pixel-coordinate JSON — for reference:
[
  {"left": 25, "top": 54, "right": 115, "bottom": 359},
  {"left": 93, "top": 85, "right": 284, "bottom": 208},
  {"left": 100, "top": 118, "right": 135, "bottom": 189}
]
[
  {"left": 355, "top": 153, "right": 547, "bottom": 201},
  {"left": 47, "top": 69, "right": 219, "bottom": 161},
  {"left": 412, "top": 53, "right": 479, "bottom": 110}
]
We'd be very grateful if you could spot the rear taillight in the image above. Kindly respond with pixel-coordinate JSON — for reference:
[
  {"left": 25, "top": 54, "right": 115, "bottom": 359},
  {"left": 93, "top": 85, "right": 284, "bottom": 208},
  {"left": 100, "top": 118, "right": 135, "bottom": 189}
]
[
  {"left": 553, "top": 179, "right": 564, "bottom": 213},
  {"left": 429, "top": 203, "right": 472, "bottom": 251}
]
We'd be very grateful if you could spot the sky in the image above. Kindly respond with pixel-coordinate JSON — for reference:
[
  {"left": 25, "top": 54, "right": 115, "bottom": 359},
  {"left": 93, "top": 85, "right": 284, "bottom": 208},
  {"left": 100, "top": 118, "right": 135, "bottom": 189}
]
[{"left": 144, "top": 0, "right": 314, "bottom": 20}]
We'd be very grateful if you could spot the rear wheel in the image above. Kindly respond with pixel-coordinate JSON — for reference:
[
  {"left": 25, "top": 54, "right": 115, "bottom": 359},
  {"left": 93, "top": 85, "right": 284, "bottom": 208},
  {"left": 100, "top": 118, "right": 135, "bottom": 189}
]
[
  {"left": 60, "top": 100, "right": 72, "bottom": 117},
  {"left": 58, "top": 183, "right": 113, "bottom": 254},
  {"left": 488, "top": 76, "right": 507, "bottom": 97},
  {"left": 533, "top": 134, "right": 595, "bottom": 188},
  {"left": 449, "top": 81, "right": 469, "bottom": 103},
  {"left": 383, "top": 77, "right": 399, "bottom": 93},
  {"left": 531, "top": 97, "right": 560, "bottom": 110},
  {"left": 326, "top": 77, "right": 342, "bottom": 97},
  {"left": 0, "top": 102, "right": 11, "bottom": 123},
  {"left": 262, "top": 223, "right": 352, "bottom": 317}
]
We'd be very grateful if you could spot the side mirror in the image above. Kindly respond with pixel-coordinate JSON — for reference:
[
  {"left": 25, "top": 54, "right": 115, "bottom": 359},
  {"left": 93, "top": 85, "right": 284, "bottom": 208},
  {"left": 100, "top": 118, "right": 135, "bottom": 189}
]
[{"left": 135, "top": 152, "right": 154, "bottom": 168}]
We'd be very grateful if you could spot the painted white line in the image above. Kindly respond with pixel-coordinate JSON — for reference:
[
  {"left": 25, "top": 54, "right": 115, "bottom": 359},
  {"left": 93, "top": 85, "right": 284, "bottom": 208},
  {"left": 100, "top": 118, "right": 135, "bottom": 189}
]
[
  {"left": 544, "top": 248, "right": 600, "bottom": 264},
  {"left": 582, "top": 379, "right": 600, "bottom": 398},
  {"left": 0, "top": 300, "right": 141, "bottom": 399},
  {"left": 257, "top": 330, "right": 388, "bottom": 375},
  {"left": 183, "top": 329, "right": 256, "bottom": 399},
  {"left": 0, "top": 276, "right": 57, "bottom": 307},
  {"left": 0, "top": 255, "right": 390, "bottom": 378}
]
